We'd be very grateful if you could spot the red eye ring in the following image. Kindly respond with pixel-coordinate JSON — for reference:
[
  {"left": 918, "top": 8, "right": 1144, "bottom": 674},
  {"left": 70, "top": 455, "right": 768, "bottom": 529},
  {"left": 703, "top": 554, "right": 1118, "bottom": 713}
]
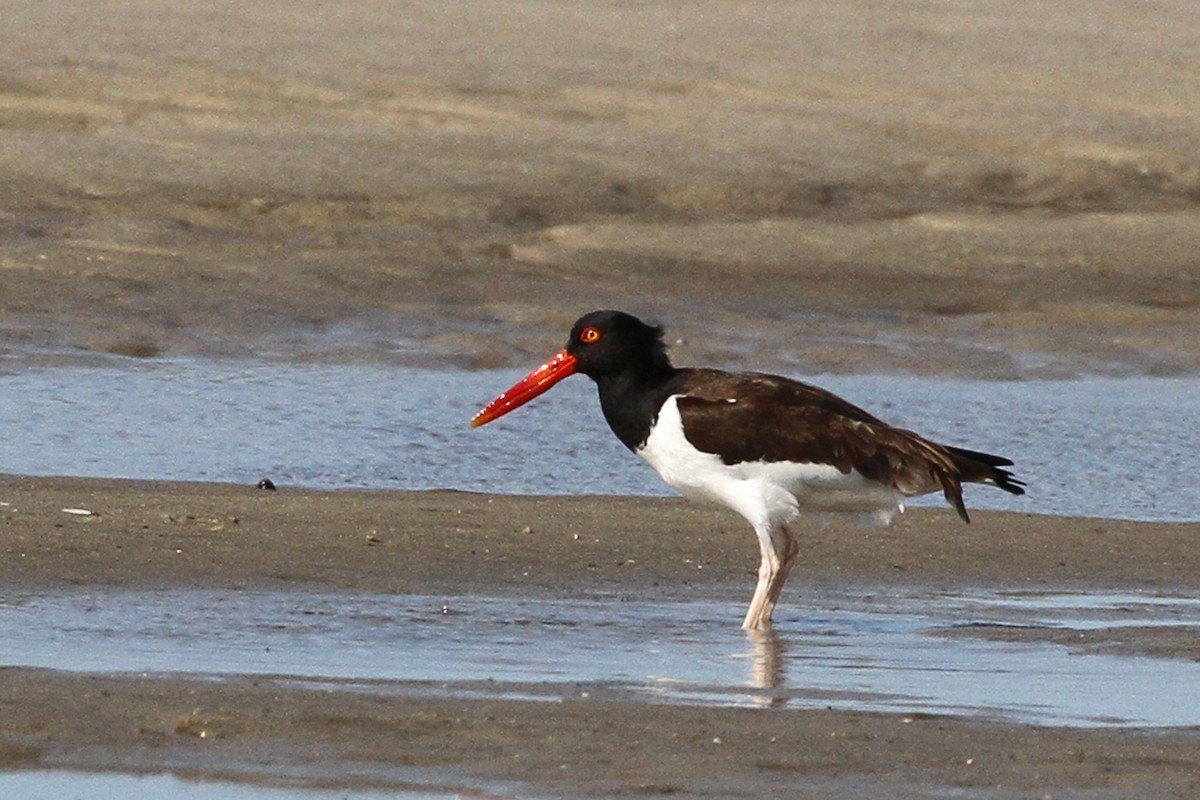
[{"left": 579, "top": 326, "right": 602, "bottom": 344}]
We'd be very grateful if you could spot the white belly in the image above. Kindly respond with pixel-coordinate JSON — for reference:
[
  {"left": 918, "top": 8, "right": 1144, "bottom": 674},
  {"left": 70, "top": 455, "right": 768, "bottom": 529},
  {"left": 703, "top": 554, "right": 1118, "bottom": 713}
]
[{"left": 637, "top": 396, "right": 905, "bottom": 527}]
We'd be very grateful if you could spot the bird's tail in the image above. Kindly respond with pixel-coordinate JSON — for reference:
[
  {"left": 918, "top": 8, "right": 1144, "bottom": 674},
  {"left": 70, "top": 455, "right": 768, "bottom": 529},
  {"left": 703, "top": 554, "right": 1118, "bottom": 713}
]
[
  {"left": 947, "top": 446, "right": 1026, "bottom": 496},
  {"left": 932, "top": 446, "right": 1025, "bottom": 525}
]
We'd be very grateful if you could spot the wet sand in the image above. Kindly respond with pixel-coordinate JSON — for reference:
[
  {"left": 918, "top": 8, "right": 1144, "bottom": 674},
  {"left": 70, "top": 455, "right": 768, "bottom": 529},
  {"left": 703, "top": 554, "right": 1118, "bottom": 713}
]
[{"left": 2, "top": 476, "right": 1200, "bottom": 798}]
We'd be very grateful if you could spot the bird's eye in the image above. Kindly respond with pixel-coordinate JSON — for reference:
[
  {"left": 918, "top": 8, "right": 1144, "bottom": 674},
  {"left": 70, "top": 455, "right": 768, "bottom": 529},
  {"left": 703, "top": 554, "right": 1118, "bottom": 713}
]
[{"left": 579, "top": 326, "right": 602, "bottom": 344}]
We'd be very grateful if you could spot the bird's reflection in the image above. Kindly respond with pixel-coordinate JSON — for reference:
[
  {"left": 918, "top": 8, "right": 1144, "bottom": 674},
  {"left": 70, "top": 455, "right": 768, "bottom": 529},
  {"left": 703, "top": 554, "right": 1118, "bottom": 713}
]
[{"left": 746, "top": 628, "right": 789, "bottom": 707}]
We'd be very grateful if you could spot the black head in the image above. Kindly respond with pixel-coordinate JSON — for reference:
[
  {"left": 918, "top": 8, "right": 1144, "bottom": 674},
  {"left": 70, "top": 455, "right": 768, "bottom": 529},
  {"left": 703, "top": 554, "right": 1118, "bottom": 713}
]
[
  {"left": 470, "top": 309, "right": 673, "bottom": 430},
  {"left": 564, "top": 310, "right": 672, "bottom": 379}
]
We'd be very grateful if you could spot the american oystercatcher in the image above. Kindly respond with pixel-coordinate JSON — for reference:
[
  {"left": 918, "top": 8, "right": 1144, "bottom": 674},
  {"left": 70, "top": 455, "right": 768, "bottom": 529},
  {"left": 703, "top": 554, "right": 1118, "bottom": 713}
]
[{"left": 471, "top": 310, "right": 1025, "bottom": 630}]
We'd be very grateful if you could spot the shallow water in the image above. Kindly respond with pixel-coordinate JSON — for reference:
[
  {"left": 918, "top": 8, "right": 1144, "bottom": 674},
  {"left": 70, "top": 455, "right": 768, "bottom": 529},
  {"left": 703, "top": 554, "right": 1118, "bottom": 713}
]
[
  {"left": 0, "top": 771, "right": 455, "bottom": 800},
  {"left": 2, "top": 587, "right": 1198, "bottom": 728},
  {"left": 1, "top": 361, "right": 1197, "bottom": 521}
]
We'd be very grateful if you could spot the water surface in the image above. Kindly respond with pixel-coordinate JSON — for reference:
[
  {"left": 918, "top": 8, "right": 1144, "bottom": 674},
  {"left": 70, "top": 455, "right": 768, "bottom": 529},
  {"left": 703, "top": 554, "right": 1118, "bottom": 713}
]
[
  {"left": 1, "top": 362, "right": 1197, "bottom": 521},
  {"left": 0, "top": 771, "right": 455, "bottom": 800},
  {"left": 2, "top": 587, "right": 1197, "bottom": 728}
]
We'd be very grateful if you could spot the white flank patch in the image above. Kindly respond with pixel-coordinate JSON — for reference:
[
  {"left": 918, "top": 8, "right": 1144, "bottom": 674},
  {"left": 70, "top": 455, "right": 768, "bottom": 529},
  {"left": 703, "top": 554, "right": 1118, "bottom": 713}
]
[{"left": 638, "top": 396, "right": 904, "bottom": 530}]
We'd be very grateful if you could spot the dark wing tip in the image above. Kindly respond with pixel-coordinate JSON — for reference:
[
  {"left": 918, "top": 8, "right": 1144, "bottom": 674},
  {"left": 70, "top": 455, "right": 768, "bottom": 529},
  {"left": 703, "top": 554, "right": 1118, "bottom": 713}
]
[
  {"left": 992, "top": 468, "right": 1027, "bottom": 496},
  {"left": 947, "top": 445, "right": 1014, "bottom": 468},
  {"left": 946, "top": 446, "right": 1026, "bottom": 497},
  {"left": 943, "top": 481, "right": 971, "bottom": 523}
]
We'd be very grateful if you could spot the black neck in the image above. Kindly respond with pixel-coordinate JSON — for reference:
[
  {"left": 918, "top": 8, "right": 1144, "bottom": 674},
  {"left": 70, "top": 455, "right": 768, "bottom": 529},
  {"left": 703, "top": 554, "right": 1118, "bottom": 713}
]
[{"left": 592, "top": 363, "right": 679, "bottom": 452}]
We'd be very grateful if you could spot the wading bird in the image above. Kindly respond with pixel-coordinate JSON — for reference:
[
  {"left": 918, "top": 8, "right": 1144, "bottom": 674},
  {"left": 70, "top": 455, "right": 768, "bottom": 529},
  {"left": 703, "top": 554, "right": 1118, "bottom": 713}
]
[{"left": 472, "top": 310, "right": 1025, "bottom": 630}]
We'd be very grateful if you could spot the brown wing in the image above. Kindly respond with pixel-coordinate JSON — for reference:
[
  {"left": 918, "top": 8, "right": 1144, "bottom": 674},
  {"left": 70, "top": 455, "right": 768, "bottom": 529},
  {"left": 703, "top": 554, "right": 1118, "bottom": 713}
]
[
  {"left": 671, "top": 370, "right": 973, "bottom": 520},
  {"left": 673, "top": 369, "right": 888, "bottom": 425}
]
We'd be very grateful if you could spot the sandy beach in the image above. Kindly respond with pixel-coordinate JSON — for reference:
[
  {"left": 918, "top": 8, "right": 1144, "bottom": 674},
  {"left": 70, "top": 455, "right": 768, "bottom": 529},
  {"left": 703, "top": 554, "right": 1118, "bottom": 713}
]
[
  {"left": 1, "top": 1, "right": 1198, "bottom": 376},
  {"left": 1, "top": 477, "right": 1200, "bottom": 798},
  {"left": 2, "top": 1, "right": 1200, "bottom": 797}
]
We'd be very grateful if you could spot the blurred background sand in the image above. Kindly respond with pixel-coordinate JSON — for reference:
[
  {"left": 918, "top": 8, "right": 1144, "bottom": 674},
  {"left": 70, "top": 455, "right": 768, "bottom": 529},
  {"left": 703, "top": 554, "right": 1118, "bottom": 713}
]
[{"left": 1, "top": 0, "right": 1197, "bottom": 376}]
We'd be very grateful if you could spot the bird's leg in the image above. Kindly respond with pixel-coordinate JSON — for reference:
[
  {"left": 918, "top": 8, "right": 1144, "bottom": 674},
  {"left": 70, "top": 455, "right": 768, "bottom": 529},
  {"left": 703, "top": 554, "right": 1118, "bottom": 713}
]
[
  {"left": 742, "top": 541, "right": 780, "bottom": 631},
  {"left": 759, "top": 523, "right": 799, "bottom": 625}
]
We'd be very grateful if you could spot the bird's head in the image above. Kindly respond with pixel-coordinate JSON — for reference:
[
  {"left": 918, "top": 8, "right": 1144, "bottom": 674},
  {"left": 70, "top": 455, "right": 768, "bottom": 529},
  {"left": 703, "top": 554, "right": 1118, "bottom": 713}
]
[{"left": 470, "top": 310, "right": 668, "bottom": 428}]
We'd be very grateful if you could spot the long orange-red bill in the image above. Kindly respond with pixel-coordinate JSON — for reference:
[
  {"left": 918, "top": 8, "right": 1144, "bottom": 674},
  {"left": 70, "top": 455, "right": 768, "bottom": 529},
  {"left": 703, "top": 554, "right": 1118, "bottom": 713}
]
[{"left": 470, "top": 349, "right": 579, "bottom": 428}]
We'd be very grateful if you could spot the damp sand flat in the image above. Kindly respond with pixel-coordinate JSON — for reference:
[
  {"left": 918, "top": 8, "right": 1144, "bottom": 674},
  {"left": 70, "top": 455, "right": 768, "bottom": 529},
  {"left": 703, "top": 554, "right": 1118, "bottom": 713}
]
[
  {"left": 2, "top": 478, "right": 1200, "bottom": 798},
  {"left": 5, "top": 589, "right": 1200, "bottom": 800}
]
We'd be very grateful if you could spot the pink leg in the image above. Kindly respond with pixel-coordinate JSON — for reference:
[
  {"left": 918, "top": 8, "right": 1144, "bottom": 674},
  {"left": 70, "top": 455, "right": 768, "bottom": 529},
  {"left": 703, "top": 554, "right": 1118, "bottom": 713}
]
[
  {"left": 759, "top": 523, "right": 799, "bottom": 625},
  {"left": 742, "top": 542, "right": 779, "bottom": 630}
]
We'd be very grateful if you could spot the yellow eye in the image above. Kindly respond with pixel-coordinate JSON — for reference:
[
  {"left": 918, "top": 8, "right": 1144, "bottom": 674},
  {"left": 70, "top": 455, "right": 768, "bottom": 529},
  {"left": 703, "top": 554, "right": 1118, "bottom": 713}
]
[{"left": 579, "top": 326, "right": 602, "bottom": 344}]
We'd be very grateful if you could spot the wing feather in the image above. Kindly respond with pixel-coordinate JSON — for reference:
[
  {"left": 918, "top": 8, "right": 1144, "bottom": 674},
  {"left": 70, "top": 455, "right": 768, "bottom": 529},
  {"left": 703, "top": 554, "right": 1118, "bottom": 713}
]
[{"left": 671, "top": 370, "right": 973, "bottom": 520}]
